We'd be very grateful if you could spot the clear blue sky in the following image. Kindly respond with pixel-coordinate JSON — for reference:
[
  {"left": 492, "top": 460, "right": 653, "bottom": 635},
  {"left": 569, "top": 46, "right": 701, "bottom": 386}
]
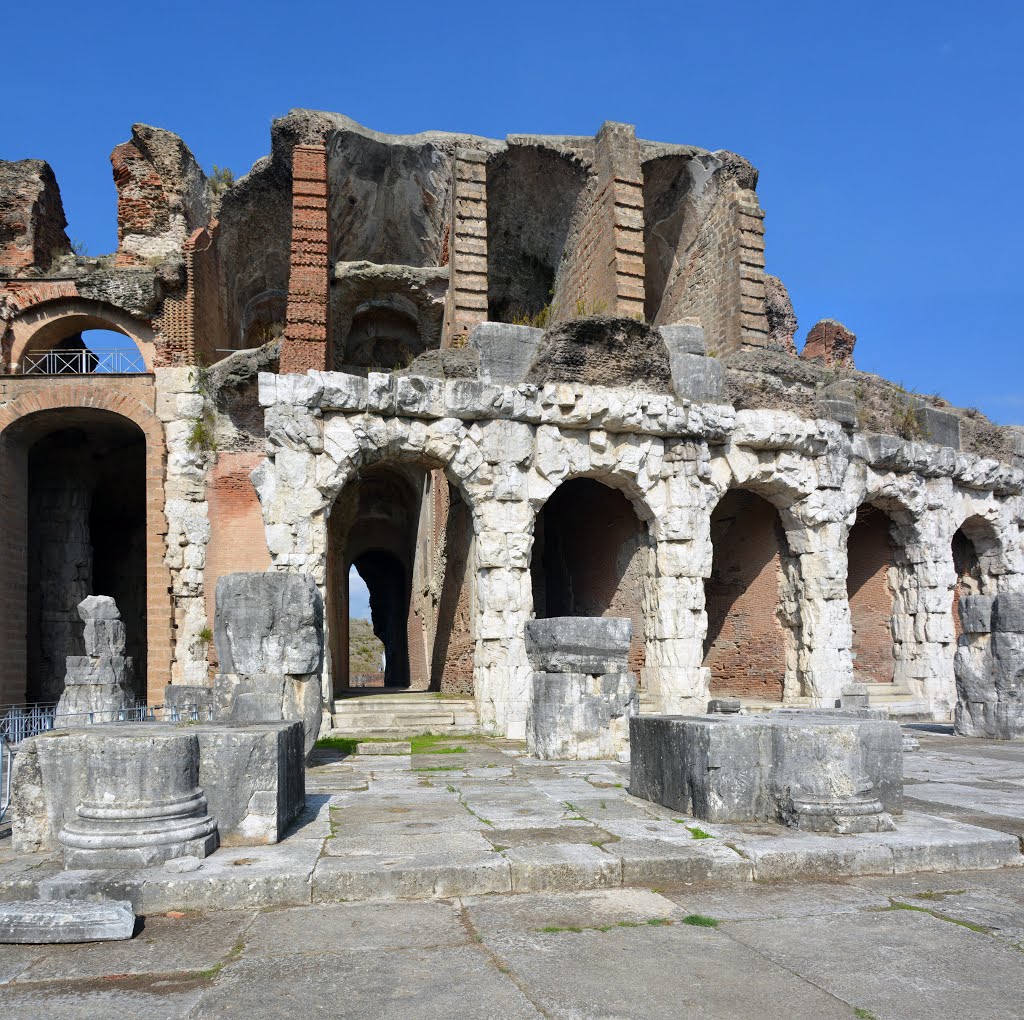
[{"left": 4, "top": 1, "right": 1021, "bottom": 425}]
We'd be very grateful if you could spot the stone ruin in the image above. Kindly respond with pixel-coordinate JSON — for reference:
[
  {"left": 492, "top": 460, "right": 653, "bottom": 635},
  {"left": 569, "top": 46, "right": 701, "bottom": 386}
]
[
  {"left": 54, "top": 595, "right": 135, "bottom": 725},
  {"left": 0, "top": 110, "right": 1022, "bottom": 884},
  {"left": 954, "top": 593, "right": 1024, "bottom": 739}
]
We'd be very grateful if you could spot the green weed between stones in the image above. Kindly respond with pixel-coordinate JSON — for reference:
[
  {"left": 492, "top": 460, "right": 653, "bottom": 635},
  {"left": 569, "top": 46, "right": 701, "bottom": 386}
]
[
  {"left": 681, "top": 914, "right": 719, "bottom": 928},
  {"left": 884, "top": 899, "right": 992, "bottom": 934},
  {"left": 854, "top": 1009, "right": 879, "bottom": 1020},
  {"left": 537, "top": 918, "right": 674, "bottom": 935}
]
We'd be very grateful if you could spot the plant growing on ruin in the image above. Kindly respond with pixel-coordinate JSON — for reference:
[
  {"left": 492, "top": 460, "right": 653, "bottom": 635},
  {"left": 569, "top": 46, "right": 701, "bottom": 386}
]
[
  {"left": 208, "top": 165, "right": 234, "bottom": 198},
  {"left": 70, "top": 238, "right": 89, "bottom": 256},
  {"left": 887, "top": 384, "right": 927, "bottom": 441},
  {"left": 197, "top": 625, "right": 213, "bottom": 645},
  {"left": 187, "top": 418, "right": 216, "bottom": 453}
]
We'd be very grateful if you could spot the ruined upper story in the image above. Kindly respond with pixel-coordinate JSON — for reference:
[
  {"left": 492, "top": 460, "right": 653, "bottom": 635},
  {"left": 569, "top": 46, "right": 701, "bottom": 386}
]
[{"left": 1, "top": 109, "right": 1021, "bottom": 466}]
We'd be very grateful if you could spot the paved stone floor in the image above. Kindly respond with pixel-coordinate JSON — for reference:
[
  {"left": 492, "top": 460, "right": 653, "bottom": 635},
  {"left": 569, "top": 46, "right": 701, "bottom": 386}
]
[{"left": 1, "top": 726, "right": 1023, "bottom": 1016}]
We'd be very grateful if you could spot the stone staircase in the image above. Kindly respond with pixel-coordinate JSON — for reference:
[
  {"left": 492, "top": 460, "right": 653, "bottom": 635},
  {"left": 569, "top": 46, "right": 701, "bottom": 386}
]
[
  {"left": 330, "top": 690, "right": 480, "bottom": 737},
  {"left": 861, "top": 682, "right": 934, "bottom": 721}
]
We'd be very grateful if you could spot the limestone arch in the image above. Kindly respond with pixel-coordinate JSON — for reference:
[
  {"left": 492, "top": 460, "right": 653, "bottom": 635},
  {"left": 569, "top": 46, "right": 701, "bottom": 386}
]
[
  {"left": 529, "top": 472, "right": 656, "bottom": 682},
  {"left": 301, "top": 414, "right": 486, "bottom": 701},
  {"left": 8, "top": 298, "right": 157, "bottom": 373},
  {"left": 0, "top": 383, "right": 171, "bottom": 705}
]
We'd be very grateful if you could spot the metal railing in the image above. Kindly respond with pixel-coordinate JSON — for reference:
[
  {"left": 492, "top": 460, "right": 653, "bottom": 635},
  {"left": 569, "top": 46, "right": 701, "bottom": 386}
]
[
  {"left": 20, "top": 347, "right": 146, "bottom": 375},
  {"left": 0, "top": 701, "right": 214, "bottom": 745}
]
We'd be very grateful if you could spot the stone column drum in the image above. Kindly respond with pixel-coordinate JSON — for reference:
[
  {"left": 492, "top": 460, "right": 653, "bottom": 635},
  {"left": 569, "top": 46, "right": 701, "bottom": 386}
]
[{"left": 58, "top": 726, "right": 218, "bottom": 869}]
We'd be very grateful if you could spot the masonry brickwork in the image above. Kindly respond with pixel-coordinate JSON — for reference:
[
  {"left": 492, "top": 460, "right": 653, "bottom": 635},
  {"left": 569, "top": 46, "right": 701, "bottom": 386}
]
[{"left": 0, "top": 110, "right": 1021, "bottom": 734}]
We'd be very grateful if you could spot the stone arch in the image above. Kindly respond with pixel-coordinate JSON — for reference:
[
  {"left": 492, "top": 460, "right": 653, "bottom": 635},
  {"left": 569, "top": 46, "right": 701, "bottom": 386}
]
[
  {"left": 529, "top": 475, "right": 654, "bottom": 680},
  {"left": 8, "top": 298, "right": 156, "bottom": 373},
  {"left": 281, "top": 413, "right": 486, "bottom": 703},
  {"left": 0, "top": 382, "right": 171, "bottom": 705}
]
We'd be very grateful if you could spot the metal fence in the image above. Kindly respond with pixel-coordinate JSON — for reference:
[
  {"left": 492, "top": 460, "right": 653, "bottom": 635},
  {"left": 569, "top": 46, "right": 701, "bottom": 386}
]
[
  {"left": 21, "top": 347, "right": 146, "bottom": 375},
  {"left": 0, "top": 701, "right": 214, "bottom": 745}
]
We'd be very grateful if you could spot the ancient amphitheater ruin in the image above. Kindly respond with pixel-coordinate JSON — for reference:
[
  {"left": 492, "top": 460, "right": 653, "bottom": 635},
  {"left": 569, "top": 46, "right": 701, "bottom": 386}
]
[{"left": 1, "top": 109, "right": 1021, "bottom": 744}]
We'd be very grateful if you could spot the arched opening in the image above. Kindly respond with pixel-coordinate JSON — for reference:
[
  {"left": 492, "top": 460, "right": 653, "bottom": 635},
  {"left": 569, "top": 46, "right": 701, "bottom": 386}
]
[
  {"left": 326, "top": 461, "right": 475, "bottom": 698},
  {"left": 951, "top": 516, "right": 1000, "bottom": 640},
  {"left": 847, "top": 504, "right": 897, "bottom": 684},
  {"left": 530, "top": 478, "right": 650, "bottom": 678},
  {"left": 10, "top": 302, "right": 153, "bottom": 374},
  {"left": 20, "top": 411, "right": 147, "bottom": 703},
  {"left": 342, "top": 300, "right": 423, "bottom": 371},
  {"left": 703, "top": 489, "right": 800, "bottom": 702}
]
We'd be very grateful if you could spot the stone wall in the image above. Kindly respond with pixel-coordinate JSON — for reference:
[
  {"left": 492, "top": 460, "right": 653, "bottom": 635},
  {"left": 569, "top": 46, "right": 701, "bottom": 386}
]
[{"left": 253, "top": 368, "right": 1024, "bottom": 737}]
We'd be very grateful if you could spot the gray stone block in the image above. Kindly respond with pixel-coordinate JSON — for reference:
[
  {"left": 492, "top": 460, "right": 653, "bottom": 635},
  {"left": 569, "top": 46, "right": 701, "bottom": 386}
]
[
  {"left": 527, "top": 671, "right": 637, "bottom": 760},
  {"left": 0, "top": 899, "right": 135, "bottom": 944},
  {"left": 959, "top": 595, "right": 995, "bottom": 634},
  {"left": 525, "top": 617, "right": 632, "bottom": 674},
  {"left": 629, "top": 713, "right": 902, "bottom": 834},
  {"left": 162, "top": 684, "right": 215, "bottom": 716},
  {"left": 357, "top": 741, "right": 411, "bottom": 755},
  {"left": 993, "top": 593, "right": 1024, "bottom": 634},
  {"left": 823, "top": 399, "right": 857, "bottom": 428},
  {"left": 840, "top": 683, "right": 870, "bottom": 710},
  {"left": 214, "top": 572, "right": 323, "bottom": 676},
  {"left": 469, "top": 322, "right": 544, "bottom": 385},
  {"left": 195, "top": 722, "right": 305, "bottom": 846},
  {"left": 12, "top": 721, "right": 305, "bottom": 855},
  {"left": 659, "top": 321, "right": 706, "bottom": 356},
  {"left": 668, "top": 351, "right": 723, "bottom": 402},
  {"left": 913, "top": 403, "right": 961, "bottom": 450},
  {"left": 707, "top": 698, "right": 741, "bottom": 714},
  {"left": 504, "top": 843, "right": 621, "bottom": 893}
]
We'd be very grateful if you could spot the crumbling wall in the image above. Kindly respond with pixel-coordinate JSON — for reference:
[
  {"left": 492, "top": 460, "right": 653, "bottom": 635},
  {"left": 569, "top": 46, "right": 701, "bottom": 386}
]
[
  {"left": 486, "top": 145, "right": 591, "bottom": 323},
  {"left": 0, "top": 160, "right": 70, "bottom": 272},
  {"left": 641, "top": 149, "right": 767, "bottom": 353}
]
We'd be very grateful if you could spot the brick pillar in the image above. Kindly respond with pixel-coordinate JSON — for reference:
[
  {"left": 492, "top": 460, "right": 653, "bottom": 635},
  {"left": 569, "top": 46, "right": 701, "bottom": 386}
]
[
  {"left": 442, "top": 148, "right": 489, "bottom": 345},
  {"left": 592, "top": 122, "right": 646, "bottom": 319},
  {"left": 281, "top": 144, "right": 330, "bottom": 374},
  {"left": 734, "top": 191, "right": 770, "bottom": 348}
]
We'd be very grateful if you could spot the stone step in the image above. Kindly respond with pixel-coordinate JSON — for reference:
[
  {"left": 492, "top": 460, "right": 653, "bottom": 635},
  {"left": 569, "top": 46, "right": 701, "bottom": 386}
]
[
  {"left": 330, "top": 693, "right": 480, "bottom": 737},
  {"left": 0, "top": 899, "right": 135, "bottom": 944}
]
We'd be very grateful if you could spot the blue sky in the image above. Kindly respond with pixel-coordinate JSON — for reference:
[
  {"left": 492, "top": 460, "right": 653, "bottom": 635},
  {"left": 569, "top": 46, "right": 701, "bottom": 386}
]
[{"left": 6, "top": 0, "right": 1022, "bottom": 434}]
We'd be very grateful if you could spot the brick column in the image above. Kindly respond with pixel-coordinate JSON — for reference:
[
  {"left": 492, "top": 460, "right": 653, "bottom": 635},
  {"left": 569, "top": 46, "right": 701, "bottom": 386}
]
[
  {"left": 442, "top": 148, "right": 489, "bottom": 345},
  {"left": 554, "top": 122, "right": 645, "bottom": 320},
  {"left": 733, "top": 191, "right": 770, "bottom": 348},
  {"left": 592, "top": 121, "right": 646, "bottom": 319},
  {"left": 281, "top": 144, "right": 330, "bottom": 374}
]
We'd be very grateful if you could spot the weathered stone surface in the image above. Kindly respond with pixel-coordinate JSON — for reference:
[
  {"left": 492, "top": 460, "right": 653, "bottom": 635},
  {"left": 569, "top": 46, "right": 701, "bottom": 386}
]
[
  {"left": 668, "top": 351, "right": 723, "bottom": 402},
  {"left": 54, "top": 596, "right": 136, "bottom": 727},
  {"left": 763, "top": 274, "right": 798, "bottom": 353},
  {"left": 13, "top": 722, "right": 302, "bottom": 855},
  {"left": 525, "top": 617, "right": 633, "bottom": 675},
  {"left": 629, "top": 713, "right": 902, "bottom": 833},
  {"left": 213, "top": 572, "right": 324, "bottom": 755},
  {"left": 959, "top": 595, "right": 995, "bottom": 634},
  {"left": 800, "top": 319, "right": 856, "bottom": 369},
  {"left": 214, "top": 572, "right": 323, "bottom": 675},
  {"left": 194, "top": 721, "right": 305, "bottom": 845},
  {"left": 0, "top": 159, "right": 70, "bottom": 271},
  {"left": 911, "top": 401, "right": 961, "bottom": 450},
  {"left": 527, "top": 671, "right": 637, "bottom": 760},
  {"left": 955, "top": 592, "right": 1024, "bottom": 739},
  {"left": 0, "top": 899, "right": 135, "bottom": 944},
  {"left": 470, "top": 322, "right": 543, "bottom": 384},
  {"left": 357, "top": 741, "right": 411, "bottom": 755},
  {"left": 55, "top": 727, "right": 218, "bottom": 869}
]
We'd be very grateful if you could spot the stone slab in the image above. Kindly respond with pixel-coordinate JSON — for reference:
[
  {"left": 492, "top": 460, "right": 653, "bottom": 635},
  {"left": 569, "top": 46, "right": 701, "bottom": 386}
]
[
  {"left": 356, "top": 741, "right": 411, "bottom": 755},
  {"left": 524, "top": 616, "right": 632, "bottom": 674},
  {"left": 504, "top": 843, "right": 621, "bottom": 893},
  {"left": 312, "top": 851, "right": 512, "bottom": 901},
  {"left": 0, "top": 898, "right": 134, "bottom": 944}
]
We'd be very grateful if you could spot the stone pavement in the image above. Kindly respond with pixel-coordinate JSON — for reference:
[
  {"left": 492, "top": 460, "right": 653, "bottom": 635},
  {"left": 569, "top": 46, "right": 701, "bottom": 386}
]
[
  {"left": 2, "top": 870, "right": 1024, "bottom": 1018},
  {"left": 0, "top": 727, "right": 1022, "bottom": 913}
]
